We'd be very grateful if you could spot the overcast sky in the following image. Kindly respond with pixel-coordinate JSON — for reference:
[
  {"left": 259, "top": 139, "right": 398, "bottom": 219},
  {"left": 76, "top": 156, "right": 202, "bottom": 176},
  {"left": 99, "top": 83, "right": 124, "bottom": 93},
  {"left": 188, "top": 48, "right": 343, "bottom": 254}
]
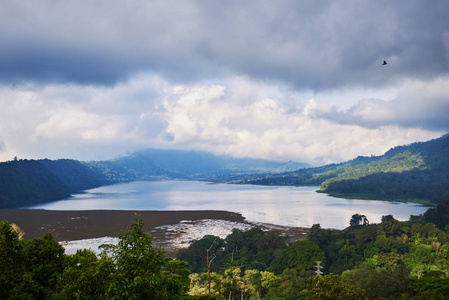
[{"left": 0, "top": 0, "right": 448, "bottom": 165}]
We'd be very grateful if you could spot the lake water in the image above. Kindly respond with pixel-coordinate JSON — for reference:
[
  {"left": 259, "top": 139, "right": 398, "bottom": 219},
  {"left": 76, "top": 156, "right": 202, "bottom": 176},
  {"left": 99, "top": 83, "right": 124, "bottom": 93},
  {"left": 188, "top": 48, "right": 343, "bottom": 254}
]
[{"left": 23, "top": 181, "right": 430, "bottom": 229}]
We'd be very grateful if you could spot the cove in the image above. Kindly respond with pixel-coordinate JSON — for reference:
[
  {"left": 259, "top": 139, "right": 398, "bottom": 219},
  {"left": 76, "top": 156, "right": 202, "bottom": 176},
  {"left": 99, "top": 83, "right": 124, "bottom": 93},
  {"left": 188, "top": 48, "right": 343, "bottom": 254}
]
[{"left": 23, "top": 180, "right": 430, "bottom": 229}]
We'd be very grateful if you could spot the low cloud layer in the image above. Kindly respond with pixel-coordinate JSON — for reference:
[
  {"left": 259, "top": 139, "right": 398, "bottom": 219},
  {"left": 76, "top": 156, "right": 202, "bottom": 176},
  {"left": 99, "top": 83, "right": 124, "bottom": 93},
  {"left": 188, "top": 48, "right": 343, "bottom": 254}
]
[
  {"left": 0, "top": 75, "right": 445, "bottom": 165},
  {"left": 0, "top": 1, "right": 448, "bottom": 164}
]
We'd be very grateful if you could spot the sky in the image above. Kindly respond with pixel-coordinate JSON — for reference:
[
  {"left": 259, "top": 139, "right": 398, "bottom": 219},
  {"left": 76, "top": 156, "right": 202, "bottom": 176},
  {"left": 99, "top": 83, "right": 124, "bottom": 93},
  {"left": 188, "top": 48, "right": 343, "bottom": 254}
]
[{"left": 0, "top": 0, "right": 448, "bottom": 166}]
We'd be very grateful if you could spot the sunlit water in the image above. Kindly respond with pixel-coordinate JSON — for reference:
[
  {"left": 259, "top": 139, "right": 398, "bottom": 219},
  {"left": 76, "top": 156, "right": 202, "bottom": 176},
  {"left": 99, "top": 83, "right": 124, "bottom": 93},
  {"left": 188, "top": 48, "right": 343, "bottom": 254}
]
[{"left": 23, "top": 180, "right": 430, "bottom": 230}]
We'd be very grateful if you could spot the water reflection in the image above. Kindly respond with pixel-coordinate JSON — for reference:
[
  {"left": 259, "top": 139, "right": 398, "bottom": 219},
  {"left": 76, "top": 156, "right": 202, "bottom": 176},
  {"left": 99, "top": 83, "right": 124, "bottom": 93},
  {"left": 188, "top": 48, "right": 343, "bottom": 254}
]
[{"left": 23, "top": 181, "right": 430, "bottom": 229}]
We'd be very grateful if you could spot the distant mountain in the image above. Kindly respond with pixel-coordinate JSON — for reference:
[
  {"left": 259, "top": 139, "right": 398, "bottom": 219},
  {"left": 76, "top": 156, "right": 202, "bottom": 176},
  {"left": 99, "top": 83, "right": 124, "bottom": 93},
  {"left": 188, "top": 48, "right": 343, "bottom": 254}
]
[
  {"left": 2, "top": 135, "right": 446, "bottom": 208},
  {"left": 239, "top": 133, "right": 449, "bottom": 204},
  {"left": 0, "top": 149, "right": 308, "bottom": 208},
  {"left": 125, "top": 149, "right": 309, "bottom": 177}
]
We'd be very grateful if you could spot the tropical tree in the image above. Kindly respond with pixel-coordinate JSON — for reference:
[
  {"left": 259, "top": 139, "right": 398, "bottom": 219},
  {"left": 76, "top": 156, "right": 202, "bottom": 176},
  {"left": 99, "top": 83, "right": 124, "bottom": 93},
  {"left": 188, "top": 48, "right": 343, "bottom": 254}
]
[
  {"left": 350, "top": 214, "right": 369, "bottom": 227},
  {"left": 56, "top": 215, "right": 191, "bottom": 299},
  {"left": 305, "top": 274, "right": 367, "bottom": 300},
  {"left": 104, "top": 215, "right": 191, "bottom": 299}
]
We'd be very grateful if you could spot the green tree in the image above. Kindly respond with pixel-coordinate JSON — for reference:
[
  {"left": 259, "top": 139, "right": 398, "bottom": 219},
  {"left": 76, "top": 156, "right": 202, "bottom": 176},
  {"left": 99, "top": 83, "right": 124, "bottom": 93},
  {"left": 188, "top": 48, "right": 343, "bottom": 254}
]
[
  {"left": 305, "top": 274, "right": 367, "bottom": 300},
  {"left": 105, "top": 215, "right": 191, "bottom": 299},
  {"left": 0, "top": 220, "right": 65, "bottom": 299},
  {"left": 55, "top": 249, "right": 107, "bottom": 299},
  {"left": 177, "top": 235, "right": 226, "bottom": 273},
  {"left": 409, "top": 271, "right": 449, "bottom": 299},
  {"left": 0, "top": 220, "right": 26, "bottom": 299},
  {"left": 271, "top": 240, "right": 325, "bottom": 274},
  {"left": 350, "top": 214, "right": 369, "bottom": 227},
  {"left": 56, "top": 215, "right": 191, "bottom": 299},
  {"left": 342, "top": 266, "right": 412, "bottom": 300}
]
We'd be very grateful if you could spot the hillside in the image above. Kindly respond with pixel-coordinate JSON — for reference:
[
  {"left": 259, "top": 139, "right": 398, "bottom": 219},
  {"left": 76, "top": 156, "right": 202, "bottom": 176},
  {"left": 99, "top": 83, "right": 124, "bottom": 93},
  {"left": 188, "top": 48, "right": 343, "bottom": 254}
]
[
  {"left": 1, "top": 135, "right": 447, "bottom": 208},
  {"left": 129, "top": 148, "right": 309, "bottom": 177},
  {"left": 0, "top": 159, "right": 70, "bottom": 208},
  {"left": 0, "top": 150, "right": 307, "bottom": 208},
  {"left": 237, "top": 133, "right": 449, "bottom": 204}
]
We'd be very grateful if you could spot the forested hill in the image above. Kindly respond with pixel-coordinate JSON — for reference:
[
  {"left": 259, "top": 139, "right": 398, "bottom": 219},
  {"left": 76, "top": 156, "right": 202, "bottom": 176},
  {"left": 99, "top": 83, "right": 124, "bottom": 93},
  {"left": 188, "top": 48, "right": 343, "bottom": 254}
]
[
  {"left": 0, "top": 159, "right": 70, "bottom": 208},
  {"left": 238, "top": 133, "right": 449, "bottom": 204},
  {"left": 0, "top": 150, "right": 305, "bottom": 208},
  {"left": 0, "top": 157, "right": 173, "bottom": 208}
]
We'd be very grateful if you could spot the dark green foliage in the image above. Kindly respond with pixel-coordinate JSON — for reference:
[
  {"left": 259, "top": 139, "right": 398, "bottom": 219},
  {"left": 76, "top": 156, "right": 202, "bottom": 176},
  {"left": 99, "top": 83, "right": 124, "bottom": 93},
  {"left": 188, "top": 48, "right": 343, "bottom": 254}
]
[
  {"left": 39, "top": 159, "right": 119, "bottom": 192},
  {"left": 305, "top": 274, "right": 368, "bottom": 300},
  {"left": 0, "top": 217, "right": 191, "bottom": 299},
  {"left": 423, "top": 198, "right": 449, "bottom": 230},
  {"left": 177, "top": 228, "right": 288, "bottom": 274},
  {"left": 56, "top": 249, "right": 107, "bottom": 299},
  {"left": 321, "top": 134, "right": 449, "bottom": 204},
  {"left": 0, "top": 220, "right": 65, "bottom": 299},
  {"left": 0, "top": 159, "right": 70, "bottom": 208},
  {"left": 181, "top": 212, "right": 449, "bottom": 299},
  {"left": 0, "top": 156, "right": 177, "bottom": 208},
  {"left": 409, "top": 271, "right": 449, "bottom": 299},
  {"left": 0, "top": 220, "right": 25, "bottom": 299},
  {"left": 343, "top": 266, "right": 412, "bottom": 299},
  {"left": 100, "top": 216, "right": 191, "bottom": 299},
  {"left": 177, "top": 235, "right": 226, "bottom": 273},
  {"left": 270, "top": 240, "right": 325, "bottom": 274},
  {"left": 349, "top": 213, "right": 369, "bottom": 227},
  {"left": 237, "top": 133, "right": 449, "bottom": 204},
  {"left": 225, "top": 227, "right": 287, "bottom": 270}
]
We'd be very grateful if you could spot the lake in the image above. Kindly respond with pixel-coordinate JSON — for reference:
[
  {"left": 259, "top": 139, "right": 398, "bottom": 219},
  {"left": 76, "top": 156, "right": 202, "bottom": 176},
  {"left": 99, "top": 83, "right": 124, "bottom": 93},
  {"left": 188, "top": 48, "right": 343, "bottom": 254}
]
[{"left": 23, "top": 180, "right": 430, "bottom": 229}]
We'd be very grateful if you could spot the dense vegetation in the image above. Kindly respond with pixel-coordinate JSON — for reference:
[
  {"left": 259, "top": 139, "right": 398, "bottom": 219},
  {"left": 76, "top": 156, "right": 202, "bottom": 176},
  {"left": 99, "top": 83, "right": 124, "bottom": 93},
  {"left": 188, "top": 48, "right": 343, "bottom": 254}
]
[
  {"left": 238, "top": 133, "right": 449, "bottom": 204},
  {"left": 0, "top": 215, "right": 190, "bottom": 299},
  {"left": 0, "top": 156, "right": 179, "bottom": 208},
  {"left": 0, "top": 159, "right": 70, "bottom": 208},
  {"left": 0, "top": 149, "right": 306, "bottom": 208},
  {"left": 2, "top": 201, "right": 449, "bottom": 299},
  {"left": 177, "top": 200, "right": 449, "bottom": 299},
  {"left": 1, "top": 133, "right": 448, "bottom": 208}
]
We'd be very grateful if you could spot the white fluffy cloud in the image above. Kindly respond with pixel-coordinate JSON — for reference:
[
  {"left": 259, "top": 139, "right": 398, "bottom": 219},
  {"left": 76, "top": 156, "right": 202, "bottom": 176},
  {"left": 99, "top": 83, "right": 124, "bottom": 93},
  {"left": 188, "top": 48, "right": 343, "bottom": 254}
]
[
  {"left": 0, "top": 1, "right": 447, "bottom": 164},
  {"left": 0, "top": 75, "right": 444, "bottom": 165}
]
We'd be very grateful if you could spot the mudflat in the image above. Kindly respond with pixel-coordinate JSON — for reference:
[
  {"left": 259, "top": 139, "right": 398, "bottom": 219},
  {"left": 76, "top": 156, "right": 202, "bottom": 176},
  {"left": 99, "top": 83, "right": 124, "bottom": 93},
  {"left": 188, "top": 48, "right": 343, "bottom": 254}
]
[{"left": 0, "top": 209, "right": 246, "bottom": 242}]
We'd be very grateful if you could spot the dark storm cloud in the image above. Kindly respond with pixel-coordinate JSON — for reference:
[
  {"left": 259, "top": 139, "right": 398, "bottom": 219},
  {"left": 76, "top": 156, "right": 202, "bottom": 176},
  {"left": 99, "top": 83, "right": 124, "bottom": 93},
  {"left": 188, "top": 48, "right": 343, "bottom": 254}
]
[{"left": 1, "top": 0, "right": 448, "bottom": 89}]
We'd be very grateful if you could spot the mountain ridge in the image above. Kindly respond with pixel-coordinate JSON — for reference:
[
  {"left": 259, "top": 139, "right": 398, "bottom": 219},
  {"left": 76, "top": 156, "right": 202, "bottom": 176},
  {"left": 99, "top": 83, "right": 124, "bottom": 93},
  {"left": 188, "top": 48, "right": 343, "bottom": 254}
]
[
  {"left": 0, "top": 134, "right": 448, "bottom": 208},
  {"left": 237, "top": 133, "right": 449, "bottom": 204},
  {"left": 0, "top": 150, "right": 307, "bottom": 208}
]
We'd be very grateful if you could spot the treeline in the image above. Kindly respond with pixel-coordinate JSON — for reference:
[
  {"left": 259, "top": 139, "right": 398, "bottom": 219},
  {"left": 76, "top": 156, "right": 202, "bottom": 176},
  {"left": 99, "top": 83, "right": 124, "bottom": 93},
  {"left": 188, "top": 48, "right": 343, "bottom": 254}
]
[
  {"left": 239, "top": 133, "right": 449, "bottom": 204},
  {"left": 0, "top": 157, "right": 178, "bottom": 208},
  {"left": 177, "top": 199, "right": 449, "bottom": 299},
  {"left": 0, "top": 216, "right": 190, "bottom": 299},
  {"left": 321, "top": 134, "right": 449, "bottom": 204},
  {"left": 0, "top": 159, "right": 70, "bottom": 208},
  {"left": 2, "top": 201, "right": 449, "bottom": 299}
]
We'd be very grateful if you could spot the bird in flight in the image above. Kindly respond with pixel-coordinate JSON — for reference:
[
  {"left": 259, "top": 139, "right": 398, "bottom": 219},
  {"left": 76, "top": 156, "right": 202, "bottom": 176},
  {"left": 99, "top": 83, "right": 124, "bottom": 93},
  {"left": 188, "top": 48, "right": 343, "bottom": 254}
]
[{"left": 382, "top": 60, "right": 387, "bottom": 65}]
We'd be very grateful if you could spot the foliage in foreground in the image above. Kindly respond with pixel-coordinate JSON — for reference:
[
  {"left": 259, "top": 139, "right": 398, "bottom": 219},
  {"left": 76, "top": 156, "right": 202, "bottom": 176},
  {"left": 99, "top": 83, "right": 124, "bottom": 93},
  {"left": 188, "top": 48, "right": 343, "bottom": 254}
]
[
  {"left": 180, "top": 205, "right": 449, "bottom": 299},
  {"left": 0, "top": 217, "right": 190, "bottom": 299},
  {"left": 3, "top": 202, "right": 449, "bottom": 299}
]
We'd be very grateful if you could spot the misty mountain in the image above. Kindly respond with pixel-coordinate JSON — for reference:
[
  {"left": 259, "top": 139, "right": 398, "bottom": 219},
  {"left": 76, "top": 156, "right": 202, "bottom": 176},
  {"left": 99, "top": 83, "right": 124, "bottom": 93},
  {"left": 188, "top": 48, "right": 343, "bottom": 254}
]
[
  {"left": 120, "top": 149, "right": 309, "bottom": 177},
  {"left": 0, "top": 149, "right": 308, "bottom": 208},
  {"left": 239, "top": 133, "right": 449, "bottom": 204},
  {"left": 1, "top": 134, "right": 447, "bottom": 209}
]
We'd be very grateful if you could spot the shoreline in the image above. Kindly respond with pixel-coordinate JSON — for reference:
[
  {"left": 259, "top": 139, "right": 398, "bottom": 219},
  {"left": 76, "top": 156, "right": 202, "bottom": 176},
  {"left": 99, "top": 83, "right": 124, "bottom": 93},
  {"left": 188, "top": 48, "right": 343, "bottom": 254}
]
[
  {"left": 0, "top": 209, "right": 247, "bottom": 242},
  {"left": 0, "top": 209, "right": 310, "bottom": 256}
]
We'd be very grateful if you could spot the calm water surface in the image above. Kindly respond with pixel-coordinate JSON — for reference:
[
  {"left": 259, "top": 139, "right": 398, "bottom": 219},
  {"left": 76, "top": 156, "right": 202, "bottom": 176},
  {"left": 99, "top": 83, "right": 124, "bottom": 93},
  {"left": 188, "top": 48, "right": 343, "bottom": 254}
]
[{"left": 24, "top": 181, "right": 430, "bottom": 229}]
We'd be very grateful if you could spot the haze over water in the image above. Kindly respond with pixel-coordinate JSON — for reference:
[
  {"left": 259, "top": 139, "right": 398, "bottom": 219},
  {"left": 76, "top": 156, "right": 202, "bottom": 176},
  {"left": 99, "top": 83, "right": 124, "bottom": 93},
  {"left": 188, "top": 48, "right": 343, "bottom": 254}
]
[{"left": 23, "top": 181, "right": 430, "bottom": 229}]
